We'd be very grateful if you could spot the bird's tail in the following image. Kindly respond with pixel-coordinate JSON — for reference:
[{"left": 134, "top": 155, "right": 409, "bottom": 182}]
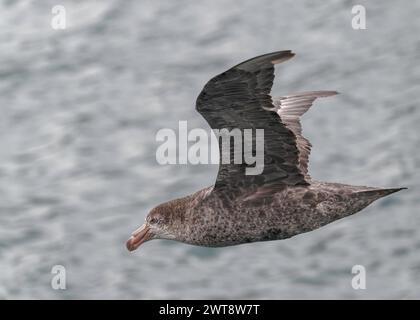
[
  {"left": 355, "top": 187, "right": 407, "bottom": 200},
  {"left": 341, "top": 187, "right": 407, "bottom": 218}
]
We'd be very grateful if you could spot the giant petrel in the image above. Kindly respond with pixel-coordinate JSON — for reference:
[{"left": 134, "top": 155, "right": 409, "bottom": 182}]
[{"left": 126, "top": 51, "right": 405, "bottom": 251}]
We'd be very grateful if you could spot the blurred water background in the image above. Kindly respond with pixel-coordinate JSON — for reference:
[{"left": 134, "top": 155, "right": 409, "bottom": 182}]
[{"left": 0, "top": 0, "right": 419, "bottom": 299}]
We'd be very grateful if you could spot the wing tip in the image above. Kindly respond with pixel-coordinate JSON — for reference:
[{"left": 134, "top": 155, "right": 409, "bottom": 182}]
[
  {"left": 283, "top": 90, "right": 339, "bottom": 99},
  {"left": 231, "top": 50, "right": 295, "bottom": 72},
  {"left": 271, "top": 50, "right": 295, "bottom": 65},
  {"left": 312, "top": 90, "right": 339, "bottom": 97}
]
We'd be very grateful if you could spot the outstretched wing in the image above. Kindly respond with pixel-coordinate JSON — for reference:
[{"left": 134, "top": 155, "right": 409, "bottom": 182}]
[
  {"left": 196, "top": 51, "right": 308, "bottom": 192},
  {"left": 272, "top": 91, "right": 338, "bottom": 180}
]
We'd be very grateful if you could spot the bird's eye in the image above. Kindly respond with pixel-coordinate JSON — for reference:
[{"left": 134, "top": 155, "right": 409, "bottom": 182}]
[{"left": 150, "top": 218, "right": 157, "bottom": 224}]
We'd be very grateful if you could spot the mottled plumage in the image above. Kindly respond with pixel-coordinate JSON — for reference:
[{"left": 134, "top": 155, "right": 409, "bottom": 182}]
[{"left": 126, "top": 51, "right": 405, "bottom": 251}]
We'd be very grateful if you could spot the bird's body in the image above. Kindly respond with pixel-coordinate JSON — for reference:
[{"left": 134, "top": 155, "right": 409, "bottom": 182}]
[
  {"left": 126, "top": 50, "right": 405, "bottom": 251},
  {"left": 148, "top": 183, "right": 403, "bottom": 248}
]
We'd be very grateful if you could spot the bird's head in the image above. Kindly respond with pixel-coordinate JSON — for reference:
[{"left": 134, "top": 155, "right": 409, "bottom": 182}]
[{"left": 126, "top": 202, "right": 179, "bottom": 252}]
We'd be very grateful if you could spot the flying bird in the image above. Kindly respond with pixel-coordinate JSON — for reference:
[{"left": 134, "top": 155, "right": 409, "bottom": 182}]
[{"left": 126, "top": 50, "right": 405, "bottom": 251}]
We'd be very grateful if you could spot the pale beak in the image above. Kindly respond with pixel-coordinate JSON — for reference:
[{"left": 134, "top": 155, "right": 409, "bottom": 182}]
[{"left": 126, "top": 224, "right": 153, "bottom": 251}]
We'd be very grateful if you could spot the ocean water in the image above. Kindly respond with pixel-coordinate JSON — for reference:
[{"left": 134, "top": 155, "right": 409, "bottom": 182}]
[{"left": 0, "top": 0, "right": 419, "bottom": 299}]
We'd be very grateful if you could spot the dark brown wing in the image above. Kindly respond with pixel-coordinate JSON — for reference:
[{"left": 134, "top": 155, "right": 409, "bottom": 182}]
[{"left": 196, "top": 51, "right": 308, "bottom": 192}]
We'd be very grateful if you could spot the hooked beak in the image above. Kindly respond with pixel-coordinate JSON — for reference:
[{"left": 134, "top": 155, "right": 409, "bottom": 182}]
[{"left": 126, "top": 224, "right": 153, "bottom": 252}]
